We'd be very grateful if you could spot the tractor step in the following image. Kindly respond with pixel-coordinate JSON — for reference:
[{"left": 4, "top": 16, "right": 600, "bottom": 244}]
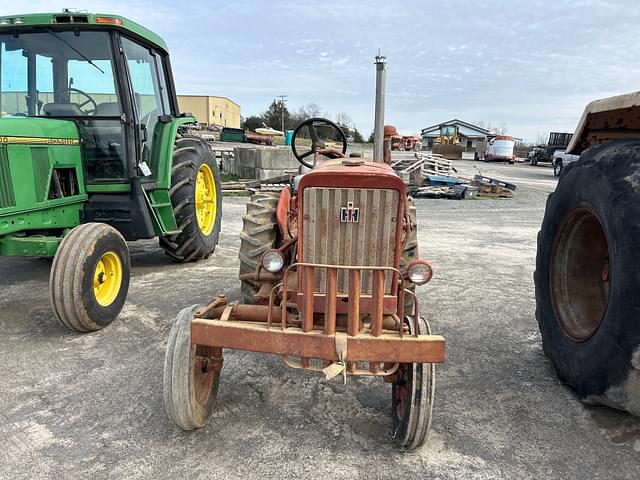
[{"left": 140, "top": 187, "right": 180, "bottom": 236}]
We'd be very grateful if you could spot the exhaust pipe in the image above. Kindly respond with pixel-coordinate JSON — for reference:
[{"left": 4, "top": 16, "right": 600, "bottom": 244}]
[{"left": 373, "top": 53, "right": 387, "bottom": 163}]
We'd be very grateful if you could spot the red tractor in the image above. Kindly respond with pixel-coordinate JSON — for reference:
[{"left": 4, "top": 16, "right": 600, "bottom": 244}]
[{"left": 163, "top": 117, "right": 445, "bottom": 450}]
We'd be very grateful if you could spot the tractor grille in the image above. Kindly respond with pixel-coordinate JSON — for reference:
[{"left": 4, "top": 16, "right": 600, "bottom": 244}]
[
  {"left": 31, "top": 147, "right": 51, "bottom": 203},
  {"left": 302, "top": 187, "right": 399, "bottom": 294},
  {"left": 0, "top": 146, "right": 16, "bottom": 209}
]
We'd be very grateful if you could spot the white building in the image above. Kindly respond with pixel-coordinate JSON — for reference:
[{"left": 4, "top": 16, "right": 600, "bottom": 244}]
[{"left": 421, "top": 119, "right": 493, "bottom": 151}]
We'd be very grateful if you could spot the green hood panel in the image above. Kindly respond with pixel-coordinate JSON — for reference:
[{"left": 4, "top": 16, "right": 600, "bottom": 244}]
[
  {"left": 0, "top": 117, "right": 79, "bottom": 143},
  {"left": 0, "top": 115, "right": 86, "bottom": 235}
]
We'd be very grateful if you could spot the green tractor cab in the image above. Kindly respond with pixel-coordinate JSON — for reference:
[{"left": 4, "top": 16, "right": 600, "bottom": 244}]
[{"left": 0, "top": 12, "right": 222, "bottom": 332}]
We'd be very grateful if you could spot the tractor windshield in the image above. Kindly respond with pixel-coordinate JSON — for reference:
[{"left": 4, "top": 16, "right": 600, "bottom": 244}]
[{"left": 0, "top": 30, "right": 120, "bottom": 118}]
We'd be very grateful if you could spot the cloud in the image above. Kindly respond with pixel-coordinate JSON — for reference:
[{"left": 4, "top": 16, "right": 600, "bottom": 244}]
[{"left": 2, "top": 0, "right": 640, "bottom": 140}]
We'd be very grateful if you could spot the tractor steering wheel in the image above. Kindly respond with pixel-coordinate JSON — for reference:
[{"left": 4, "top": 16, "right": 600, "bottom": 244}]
[
  {"left": 291, "top": 117, "right": 348, "bottom": 169},
  {"left": 57, "top": 87, "right": 98, "bottom": 115}
]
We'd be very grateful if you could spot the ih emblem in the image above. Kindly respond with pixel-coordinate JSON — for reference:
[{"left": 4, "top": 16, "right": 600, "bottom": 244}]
[{"left": 340, "top": 202, "right": 360, "bottom": 223}]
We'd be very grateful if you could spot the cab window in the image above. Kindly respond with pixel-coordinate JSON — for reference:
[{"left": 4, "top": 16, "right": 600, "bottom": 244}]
[
  {"left": 0, "top": 30, "right": 127, "bottom": 183},
  {"left": 121, "top": 36, "right": 168, "bottom": 171}
]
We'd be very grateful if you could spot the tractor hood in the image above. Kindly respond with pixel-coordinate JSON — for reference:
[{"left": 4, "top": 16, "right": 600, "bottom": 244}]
[
  {"left": 298, "top": 159, "right": 406, "bottom": 193},
  {"left": 0, "top": 115, "right": 85, "bottom": 239},
  {"left": 0, "top": 116, "right": 79, "bottom": 145}
]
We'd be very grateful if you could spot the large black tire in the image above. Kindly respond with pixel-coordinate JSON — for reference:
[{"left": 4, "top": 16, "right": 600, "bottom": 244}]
[
  {"left": 164, "top": 305, "right": 221, "bottom": 430},
  {"left": 400, "top": 196, "right": 419, "bottom": 314},
  {"left": 535, "top": 139, "right": 640, "bottom": 415},
  {"left": 238, "top": 192, "right": 279, "bottom": 304},
  {"left": 160, "top": 137, "right": 222, "bottom": 262},
  {"left": 50, "top": 223, "right": 130, "bottom": 332},
  {"left": 392, "top": 316, "right": 436, "bottom": 450}
]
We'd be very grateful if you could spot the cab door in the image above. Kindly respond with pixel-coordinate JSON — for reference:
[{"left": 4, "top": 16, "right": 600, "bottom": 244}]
[{"left": 119, "top": 35, "right": 172, "bottom": 179}]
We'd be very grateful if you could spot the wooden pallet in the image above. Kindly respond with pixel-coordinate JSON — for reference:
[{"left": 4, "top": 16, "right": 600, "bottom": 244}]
[
  {"left": 392, "top": 152, "right": 456, "bottom": 185},
  {"left": 471, "top": 181, "right": 514, "bottom": 198}
]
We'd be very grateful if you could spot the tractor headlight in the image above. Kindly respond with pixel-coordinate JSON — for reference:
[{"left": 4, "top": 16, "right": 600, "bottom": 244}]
[
  {"left": 0, "top": 19, "right": 11, "bottom": 25},
  {"left": 407, "top": 260, "right": 433, "bottom": 285},
  {"left": 12, "top": 17, "right": 24, "bottom": 24},
  {"left": 262, "top": 249, "right": 284, "bottom": 273}
]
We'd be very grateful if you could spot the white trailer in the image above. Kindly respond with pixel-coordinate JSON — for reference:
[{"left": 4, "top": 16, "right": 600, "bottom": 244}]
[{"left": 479, "top": 135, "right": 515, "bottom": 163}]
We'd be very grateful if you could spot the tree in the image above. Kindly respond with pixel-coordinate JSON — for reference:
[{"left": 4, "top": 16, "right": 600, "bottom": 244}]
[
  {"left": 367, "top": 131, "right": 375, "bottom": 143},
  {"left": 242, "top": 101, "right": 363, "bottom": 139},
  {"left": 263, "top": 99, "right": 290, "bottom": 132},
  {"left": 474, "top": 120, "right": 508, "bottom": 135},
  {"left": 535, "top": 132, "right": 549, "bottom": 146},
  {"left": 242, "top": 115, "right": 263, "bottom": 132},
  {"left": 304, "top": 102, "right": 322, "bottom": 118},
  {"left": 335, "top": 112, "right": 353, "bottom": 128},
  {"left": 288, "top": 105, "right": 310, "bottom": 131}
]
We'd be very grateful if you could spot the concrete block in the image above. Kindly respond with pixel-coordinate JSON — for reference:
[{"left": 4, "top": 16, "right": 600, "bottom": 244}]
[
  {"left": 255, "top": 168, "right": 298, "bottom": 180},
  {"left": 228, "top": 146, "right": 300, "bottom": 178},
  {"left": 257, "top": 147, "right": 299, "bottom": 170},
  {"left": 233, "top": 146, "right": 257, "bottom": 166}
]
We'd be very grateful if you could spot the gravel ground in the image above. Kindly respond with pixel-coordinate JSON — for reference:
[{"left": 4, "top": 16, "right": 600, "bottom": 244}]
[{"left": 1, "top": 157, "right": 639, "bottom": 479}]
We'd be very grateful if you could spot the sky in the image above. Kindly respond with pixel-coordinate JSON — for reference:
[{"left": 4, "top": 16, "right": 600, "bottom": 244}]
[{"left": 2, "top": 0, "right": 640, "bottom": 142}]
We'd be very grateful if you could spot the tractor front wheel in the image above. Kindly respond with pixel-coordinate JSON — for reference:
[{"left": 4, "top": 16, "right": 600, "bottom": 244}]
[
  {"left": 164, "top": 305, "right": 221, "bottom": 430},
  {"left": 160, "top": 137, "right": 222, "bottom": 262},
  {"left": 391, "top": 316, "right": 436, "bottom": 451},
  {"left": 49, "top": 223, "right": 130, "bottom": 332}
]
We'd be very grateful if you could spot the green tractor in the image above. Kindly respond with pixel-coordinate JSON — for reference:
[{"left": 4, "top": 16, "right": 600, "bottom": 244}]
[{"left": 0, "top": 12, "right": 222, "bottom": 332}]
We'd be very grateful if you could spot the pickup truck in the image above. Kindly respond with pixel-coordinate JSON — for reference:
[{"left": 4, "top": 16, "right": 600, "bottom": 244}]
[
  {"left": 551, "top": 150, "right": 580, "bottom": 176},
  {"left": 529, "top": 132, "right": 573, "bottom": 166}
]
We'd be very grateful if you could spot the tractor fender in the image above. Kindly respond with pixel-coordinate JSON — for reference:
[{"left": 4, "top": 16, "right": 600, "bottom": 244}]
[
  {"left": 153, "top": 116, "right": 198, "bottom": 191},
  {"left": 276, "top": 186, "right": 293, "bottom": 240}
]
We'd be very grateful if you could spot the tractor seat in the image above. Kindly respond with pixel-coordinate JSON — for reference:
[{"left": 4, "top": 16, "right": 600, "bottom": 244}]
[
  {"left": 90, "top": 103, "right": 124, "bottom": 136},
  {"left": 41, "top": 103, "right": 85, "bottom": 117},
  {"left": 94, "top": 102, "right": 121, "bottom": 117}
]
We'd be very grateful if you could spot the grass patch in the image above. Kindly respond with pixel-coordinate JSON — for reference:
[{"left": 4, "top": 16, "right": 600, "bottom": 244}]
[{"left": 220, "top": 173, "right": 240, "bottom": 182}]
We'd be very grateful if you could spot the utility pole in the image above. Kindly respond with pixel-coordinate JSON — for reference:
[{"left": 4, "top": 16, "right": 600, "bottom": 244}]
[
  {"left": 277, "top": 95, "right": 288, "bottom": 133},
  {"left": 373, "top": 52, "right": 387, "bottom": 162}
]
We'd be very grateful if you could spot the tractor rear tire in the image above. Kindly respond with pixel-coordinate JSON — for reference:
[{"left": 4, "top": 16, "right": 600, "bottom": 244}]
[
  {"left": 535, "top": 139, "right": 640, "bottom": 415},
  {"left": 238, "top": 192, "right": 280, "bottom": 304},
  {"left": 160, "top": 137, "right": 222, "bottom": 262},
  {"left": 50, "top": 223, "right": 130, "bottom": 332},
  {"left": 400, "top": 196, "right": 419, "bottom": 314},
  {"left": 392, "top": 316, "right": 436, "bottom": 450},
  {"left": 164, "top": 305, "right": 221, "bottom": 430}
]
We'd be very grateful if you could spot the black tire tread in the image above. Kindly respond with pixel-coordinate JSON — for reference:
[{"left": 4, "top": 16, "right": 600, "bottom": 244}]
[
  {"left": 238, "top": 192, "right": 280, "bottom": 304},
  {"left": 393, "top": 316, "right": 435, "bottom": 451},
  {"left": 164, "top": 305, "right": 219, "bottom": 430},
  {"left": 535, "top": 139, "right": 640, "bottom": 411},
  {"left": 49, "top": 223, "right": 129, "bottom": 332},
  {"left": 161, "top": 137, "right": 222, "bottom": 262}
]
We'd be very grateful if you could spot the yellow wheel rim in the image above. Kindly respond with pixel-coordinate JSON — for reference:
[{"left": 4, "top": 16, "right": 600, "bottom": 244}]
[
  {"left": 93, "top": 251, "right": 123, "bottom": 307},
  {"left": 195, "top": 163, "right": 217, "bottom": 235}
]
